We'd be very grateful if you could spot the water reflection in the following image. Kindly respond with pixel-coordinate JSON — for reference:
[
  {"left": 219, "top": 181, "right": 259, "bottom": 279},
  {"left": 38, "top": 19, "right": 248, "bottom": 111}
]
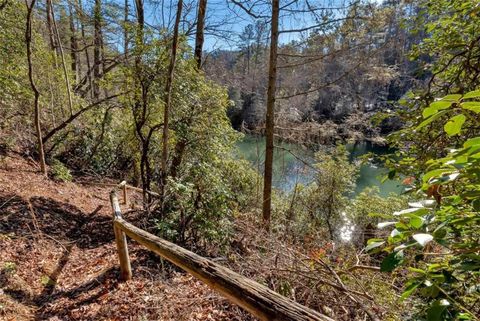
[
  {"left": 236, "top": 135, "right": 403, "bottom": 197},
  {"left": 339, "top": 212, "right": 355, "bottom": 241}
]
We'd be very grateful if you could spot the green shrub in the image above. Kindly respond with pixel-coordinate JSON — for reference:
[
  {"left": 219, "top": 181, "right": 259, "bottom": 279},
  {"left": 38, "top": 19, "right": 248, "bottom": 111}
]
[
  {"left": 372, "top": 90, "right": 480, "bottom": 320},
  {"left": 3, "top": 261, "right": 16, "bottom": 274},
  {"left": 282, "top": 146, "right": 358, "bottom": 241},
  {"left": 50, "top": 159, "right": 73, "bottom": 182}
]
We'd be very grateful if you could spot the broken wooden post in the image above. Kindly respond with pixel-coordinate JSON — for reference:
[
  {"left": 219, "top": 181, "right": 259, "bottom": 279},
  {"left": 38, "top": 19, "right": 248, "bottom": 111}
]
[
  {"left": 120, "top": 180, "right": 128, "bottom": 205},
  {"left": 110, "top": 190, "right": 132, "bottom": 281}
]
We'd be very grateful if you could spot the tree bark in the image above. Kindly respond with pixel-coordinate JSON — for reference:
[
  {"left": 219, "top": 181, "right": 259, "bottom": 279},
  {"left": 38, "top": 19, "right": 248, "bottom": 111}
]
[
  {"left": 68, "top": 2, "right": 78, "bottom": 82},
  {"left": 78, "top": 0, "right": 93, "bottom": 99},
  {"left": 194, "top": 0, "right": 207, "bottom": 69},
  {"left": 132, "top": 0, "right": 150, "bottom": 206},
  {"left": 134, "top": 0, "right": 144, "bottom": 64},
  {"left": 45, "top": 0, "right": 56, "bottom": 53},
  {"left": 262, "top": 0, "right": 279, "bottom": 231},
  {"left": 124, "top": 0, "right": 129, "bottom": 61},
  {"left": 139, "top": 139, "right": 152, "bottom": 206},
  {"left": 161, "top": 0, "right": 183, "bottom": 189},
  {"left": 93, "top": 0, "right": 102, "bottom": 98},
  {"left": 25, "top": 0, "right": 47, "bottom": 175},
  {"left": 50, "top": 0, "right": 74, "bottom": 116}
]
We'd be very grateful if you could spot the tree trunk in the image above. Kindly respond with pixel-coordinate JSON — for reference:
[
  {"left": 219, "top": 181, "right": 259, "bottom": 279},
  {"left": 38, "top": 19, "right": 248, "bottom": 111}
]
[
  {"left": 169, "top": 139, "right": 186, "bottom": 179},
  {"left": 25, "top": 0, "right": 47, "bottom": 176},
  {"left": 161, "top": 0, "right": 183, "bottom": 190},
  {"left": 45, "top": 0, "right": 57, "bottom": 56},
  {"left": 101, "top": 31, "right": 108, "bottom": 97},
  {"left": 262, "top": 0, "right": 279, "bottom": 231},
  {"left": 78, "top": 0, "right": 93, "bottom": 99},
  {"left": 134, "top": 0, "right": 144, "bottom": 53},
  {"left": 50, "top": 1, "right": 74, "bottom": 116},
  {"left": 93, "top": 0, "right": 102, "bottom": 98},
  {"left": 124, "top": 0, "right": 129, "bottom": 61},
  {"left": 194, "top": 0, "right": 207, "bottom": 69},
  {"left": 68, "top": 2, "right": 78, "bottom": 82},
  {"left": 133, "top": 0, "right": 149, "bottom": 206},
  {"left": 139, "top": 139, "right": 152, "bottom": 205}
]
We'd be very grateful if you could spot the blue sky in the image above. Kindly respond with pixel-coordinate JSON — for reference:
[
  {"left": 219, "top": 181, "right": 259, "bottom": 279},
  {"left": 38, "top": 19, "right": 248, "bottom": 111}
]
[
  {"left": 136, "top": 0, "right": 384, "bottom": 51},
  {"left": 95, "top": 0, "right": 383, "bottom": 52}
]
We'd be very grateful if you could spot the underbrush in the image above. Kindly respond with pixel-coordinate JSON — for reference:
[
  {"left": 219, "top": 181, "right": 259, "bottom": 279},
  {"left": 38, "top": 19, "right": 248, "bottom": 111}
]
[
  {"left": 225, "top": 211, "right": 410, "bottom": 320},
  {"left": 49, "top": 159, "right": 73, "bottom": 182}
]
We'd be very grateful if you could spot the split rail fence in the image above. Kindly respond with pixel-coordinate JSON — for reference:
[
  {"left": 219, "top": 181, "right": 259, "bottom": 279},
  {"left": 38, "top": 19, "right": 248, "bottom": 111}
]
[{"left": 109, "top": 182, "right": 334, "bottom": 321}]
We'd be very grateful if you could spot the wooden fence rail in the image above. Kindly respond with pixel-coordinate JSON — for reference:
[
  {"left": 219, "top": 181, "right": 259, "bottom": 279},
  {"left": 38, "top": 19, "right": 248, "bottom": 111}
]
[
  {"left": 109, "top": 185, "right": 334, "bottom": 321},
  {"left": 81, "top": 180, "right": 161, "bottom": 200}
]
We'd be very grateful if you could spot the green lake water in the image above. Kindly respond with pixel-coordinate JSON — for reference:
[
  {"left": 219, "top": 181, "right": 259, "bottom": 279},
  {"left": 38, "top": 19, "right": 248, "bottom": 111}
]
[{"left": 236, "top": 135, "right": 403, "bottom": 197}]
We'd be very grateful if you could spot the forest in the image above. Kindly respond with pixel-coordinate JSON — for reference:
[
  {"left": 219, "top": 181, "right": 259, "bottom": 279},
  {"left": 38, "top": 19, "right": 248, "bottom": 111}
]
[{"left": 0, "top": 0, "right": 479, "bottom": 320}]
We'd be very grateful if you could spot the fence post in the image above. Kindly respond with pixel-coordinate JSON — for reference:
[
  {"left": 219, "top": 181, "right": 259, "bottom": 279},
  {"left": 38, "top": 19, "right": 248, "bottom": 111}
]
[
  {"left": 122, "top": 183, "right": 128, "bottom": 205},
  {"left": 110, "top": 190, "right": 132, "bottom": 281}
]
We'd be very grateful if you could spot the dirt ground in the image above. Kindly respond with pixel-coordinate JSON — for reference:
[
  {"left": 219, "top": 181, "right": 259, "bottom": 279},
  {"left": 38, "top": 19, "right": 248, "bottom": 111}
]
[{"left": 0, "top": 154, "right": 252, "bottom": 321}]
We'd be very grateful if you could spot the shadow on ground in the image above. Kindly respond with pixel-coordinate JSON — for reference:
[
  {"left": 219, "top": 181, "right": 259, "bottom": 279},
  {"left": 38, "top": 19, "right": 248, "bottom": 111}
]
[
  {"left": 0, "top": 193, "right": 112, "bottom": 248},
  {"left": 0, "top": 192, "right": 162, "bottom": 320}
]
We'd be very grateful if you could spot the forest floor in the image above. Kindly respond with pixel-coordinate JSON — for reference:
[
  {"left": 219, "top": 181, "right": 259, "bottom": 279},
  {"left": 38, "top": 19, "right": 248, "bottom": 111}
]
[{"left": 0, "top": 154, "right": 251, "bottom": 321}]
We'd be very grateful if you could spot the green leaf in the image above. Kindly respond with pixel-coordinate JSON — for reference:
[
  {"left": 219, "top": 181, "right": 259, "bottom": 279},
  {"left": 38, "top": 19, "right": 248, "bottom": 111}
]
[
  {"left": 381, "top": 251, "right": 404, "bottom": 272},
  {"left": 464, "top": 137, "right": 480, "bottom": 148},
  {"left": 395, "top": 221, "right": 409, "bottom": 230},
  {"left": 423, "top": 107, "right": 438, "bottom": 118},
  {"left": 461, "top": 190, "right": 480, "bottom": 199},
  {"left": 413, "top": 233, "right": 434, "bottom": 247},
  {"left": 472, "top": 199, "right": 480, "bottom": 212},
  {"left": 428, "top": 263, "right": 445, "bottom": 272},
  {"left": 444, "top": 114, "right": 466, "bottom": 136},
  {"left": 435, "top": 171, "right": 460, "bottom": 184},
  {"left": 442, "top": 94, "right": 462, "bottom": 101},
  {"left": 423, "top": 101, "right": 452, "bottom": 118},
  {"left": 416, "top": 110, "right": 448, "bottom": 130},
  {"left": 401, "top": 282, "right": 420, "bottom": 300},
  {"left": 40, "top": 275, "right": 56, "bottom": 286},
  {"left": 427, "top": 299, "right": 449, "bottom": 321},
  {"left": 377, "top": 221, "right": 397, "bottom": 229},
  {"left": 433, "top": 227, "right": 447, "bottom": 239},
  {"left": 421, "top": 282, "right": 440, "bottom": 298},
  {"left": 410, "top": 216, "right": 424, "bottom": 229},
  {"left": 458, "top": 313, "right": 474, "bottom": 320},
  {"left": 365, "top": 241, "right": 385, "bottom": 252},
  {"left": 408, "top": 267, "right": 426, "bottom": 274},
  {"left": 459, "top": 263, "right": 480, "bottom": 271},
  {"left": 423, "top": 168, "right": 454, "bottom": 183},
  {"left": 393, "top": 207, "right": 428, "bottom": 216},
  {"left": 430, "top": 100, "right": 452, "bottom": 109},
  {"left": 388, "top": 170, "right": 396, "bottom": 179},
  {"left": 461, "top": 102, "right": 480, "bottom": 113},
  {"left": 463, "top": 89, "right": 480, "bottom": 99}
]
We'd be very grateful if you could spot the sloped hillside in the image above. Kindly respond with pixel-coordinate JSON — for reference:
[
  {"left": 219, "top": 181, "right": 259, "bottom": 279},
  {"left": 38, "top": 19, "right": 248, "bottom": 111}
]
[{"left": 0, "top": 154, "right": 252, "bottom": 320}]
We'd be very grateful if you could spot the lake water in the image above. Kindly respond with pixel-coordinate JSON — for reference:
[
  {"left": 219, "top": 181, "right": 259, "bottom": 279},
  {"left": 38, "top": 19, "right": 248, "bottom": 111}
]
[{"left": 236, "top": 135, "right": 403, "bottom": 197}]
